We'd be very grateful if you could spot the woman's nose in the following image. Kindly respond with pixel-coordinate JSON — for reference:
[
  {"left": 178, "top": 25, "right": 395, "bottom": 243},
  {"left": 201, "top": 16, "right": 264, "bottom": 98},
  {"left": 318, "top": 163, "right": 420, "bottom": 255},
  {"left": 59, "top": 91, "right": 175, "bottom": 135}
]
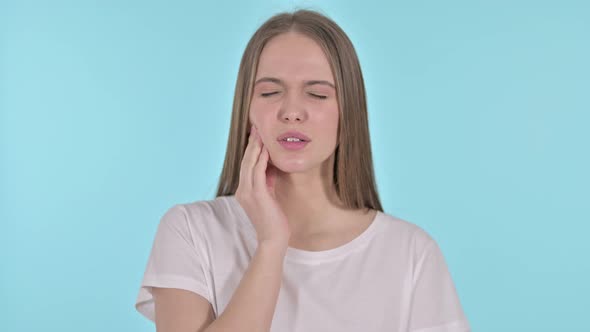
[{"left": 278, "top": 93, "right": 307, "bottom": 122}]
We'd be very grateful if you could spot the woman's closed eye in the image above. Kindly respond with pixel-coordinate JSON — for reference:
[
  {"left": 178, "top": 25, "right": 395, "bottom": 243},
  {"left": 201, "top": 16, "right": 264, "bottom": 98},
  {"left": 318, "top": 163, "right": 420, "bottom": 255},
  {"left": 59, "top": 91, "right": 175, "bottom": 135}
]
[
  {"left": 308, "top": 93, "right": 327, "bottom": 99},
  {"left": 260, "top": 91, "right": 327, "bottom": 99},
  {"left": 261, "top": 91, "right": 280, "bottom": 97}
]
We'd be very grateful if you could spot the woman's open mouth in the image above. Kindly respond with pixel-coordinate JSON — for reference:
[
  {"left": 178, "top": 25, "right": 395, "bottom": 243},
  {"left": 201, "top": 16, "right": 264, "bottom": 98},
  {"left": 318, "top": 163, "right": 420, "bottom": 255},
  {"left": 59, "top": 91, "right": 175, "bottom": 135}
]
[{"left": 278, "top": 139, "right": 309, "bottom": 150}]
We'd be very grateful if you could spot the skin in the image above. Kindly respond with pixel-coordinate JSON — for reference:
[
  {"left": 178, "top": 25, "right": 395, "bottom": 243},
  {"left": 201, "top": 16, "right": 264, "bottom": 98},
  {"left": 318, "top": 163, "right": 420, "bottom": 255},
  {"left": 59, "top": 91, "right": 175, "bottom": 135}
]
[{"left": 249, "top": 31, "right": 376, "bottom": 246}]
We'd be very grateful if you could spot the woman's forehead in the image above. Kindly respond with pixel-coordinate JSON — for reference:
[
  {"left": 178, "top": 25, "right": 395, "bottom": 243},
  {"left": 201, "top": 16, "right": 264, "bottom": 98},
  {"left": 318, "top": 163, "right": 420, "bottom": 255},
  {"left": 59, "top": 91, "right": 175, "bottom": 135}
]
[{"left": 256, "top": 33, "right": 333, "bottom": 82}]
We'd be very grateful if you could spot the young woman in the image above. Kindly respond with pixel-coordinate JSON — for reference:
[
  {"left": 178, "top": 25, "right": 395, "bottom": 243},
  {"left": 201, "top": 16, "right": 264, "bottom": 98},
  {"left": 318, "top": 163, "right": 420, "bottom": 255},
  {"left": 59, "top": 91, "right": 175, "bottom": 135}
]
[{"left": 135, "top": 9, "right": 470, "bottom": 332}]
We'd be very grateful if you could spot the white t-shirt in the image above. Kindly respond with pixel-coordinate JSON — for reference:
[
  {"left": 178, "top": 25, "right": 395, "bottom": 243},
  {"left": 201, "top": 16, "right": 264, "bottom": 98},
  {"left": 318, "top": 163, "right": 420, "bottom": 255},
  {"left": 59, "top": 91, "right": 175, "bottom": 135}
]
[{"left": 135, "top": 195, "right": 470, "bottom": 332}]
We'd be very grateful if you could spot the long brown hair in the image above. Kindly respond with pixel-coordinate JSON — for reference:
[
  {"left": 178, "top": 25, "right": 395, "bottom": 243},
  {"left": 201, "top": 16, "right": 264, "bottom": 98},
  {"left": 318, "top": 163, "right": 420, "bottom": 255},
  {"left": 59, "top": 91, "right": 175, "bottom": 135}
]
[{"left": 215, "top": 9, "right": 382, "bottom": 212}]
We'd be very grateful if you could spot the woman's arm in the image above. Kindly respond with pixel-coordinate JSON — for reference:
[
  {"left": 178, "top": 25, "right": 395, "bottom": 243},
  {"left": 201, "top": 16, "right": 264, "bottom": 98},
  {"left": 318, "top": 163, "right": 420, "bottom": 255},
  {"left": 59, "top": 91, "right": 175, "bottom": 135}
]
[
  {"left": 152, "top": 242, "right": 286, "bottom": 332},
  {"left": 204, "top": 242, "right": 287, "bottom": 332}
]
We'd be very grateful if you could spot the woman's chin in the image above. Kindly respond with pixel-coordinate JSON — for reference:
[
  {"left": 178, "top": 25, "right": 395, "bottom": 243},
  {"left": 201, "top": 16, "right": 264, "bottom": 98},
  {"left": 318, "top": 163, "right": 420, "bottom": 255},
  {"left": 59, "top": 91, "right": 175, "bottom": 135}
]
[{"left": 269, "top": 157, "right": 309, "bottom": 174}]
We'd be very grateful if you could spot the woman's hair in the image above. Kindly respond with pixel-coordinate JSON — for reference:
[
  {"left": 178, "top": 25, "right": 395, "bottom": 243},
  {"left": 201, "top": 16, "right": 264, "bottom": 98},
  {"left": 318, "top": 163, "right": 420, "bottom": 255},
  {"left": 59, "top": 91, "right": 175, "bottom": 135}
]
[{"left": 215, "top": 9, "right": 382, "bottom": 212}]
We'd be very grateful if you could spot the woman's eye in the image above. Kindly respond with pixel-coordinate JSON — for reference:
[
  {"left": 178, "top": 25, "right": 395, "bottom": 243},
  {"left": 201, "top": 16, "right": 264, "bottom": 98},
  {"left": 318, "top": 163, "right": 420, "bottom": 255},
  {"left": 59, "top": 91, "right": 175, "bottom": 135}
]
[
  {"left": 260, "top": 91, "right": 326, "bottom": 99},
  {"left": 309, "top": 93, "right": 327, "bottom": 99}
]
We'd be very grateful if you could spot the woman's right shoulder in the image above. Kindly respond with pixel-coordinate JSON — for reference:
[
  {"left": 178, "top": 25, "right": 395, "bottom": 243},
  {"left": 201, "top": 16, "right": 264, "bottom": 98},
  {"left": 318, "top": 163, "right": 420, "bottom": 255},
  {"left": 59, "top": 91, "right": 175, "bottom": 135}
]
[{"left": 159, "top": 195, "right": 244, "bottom": 230}]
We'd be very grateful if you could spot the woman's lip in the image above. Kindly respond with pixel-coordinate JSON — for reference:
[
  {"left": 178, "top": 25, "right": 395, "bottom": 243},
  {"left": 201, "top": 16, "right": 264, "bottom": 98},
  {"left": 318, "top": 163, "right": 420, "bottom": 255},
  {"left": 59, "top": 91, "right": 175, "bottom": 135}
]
[
  {"left": 277, "top": 131, "right": 311, "bottom": 141},
  {"left": 278, "top": 140, "right": 309, "bottom": 151}
]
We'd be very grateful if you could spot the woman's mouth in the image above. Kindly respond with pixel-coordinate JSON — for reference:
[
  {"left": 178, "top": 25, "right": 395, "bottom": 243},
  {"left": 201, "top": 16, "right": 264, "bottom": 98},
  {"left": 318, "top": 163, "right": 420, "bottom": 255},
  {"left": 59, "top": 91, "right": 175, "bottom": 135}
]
[{"left": 278, "top": 139, "right": 309, "bottom": 150}]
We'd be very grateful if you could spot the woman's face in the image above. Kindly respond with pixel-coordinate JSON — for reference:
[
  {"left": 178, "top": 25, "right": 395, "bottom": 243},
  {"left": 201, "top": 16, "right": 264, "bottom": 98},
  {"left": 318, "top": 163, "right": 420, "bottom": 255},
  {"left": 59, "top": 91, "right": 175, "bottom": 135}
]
[{"left": 249, "top": 31, "right": 339, "bottom": 173}]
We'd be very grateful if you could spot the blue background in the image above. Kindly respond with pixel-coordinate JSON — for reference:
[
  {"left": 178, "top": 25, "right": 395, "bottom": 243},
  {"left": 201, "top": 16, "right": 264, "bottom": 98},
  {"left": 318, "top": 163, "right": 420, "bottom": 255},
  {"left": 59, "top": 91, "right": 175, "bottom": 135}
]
[{"left": 1, "top": 0, "right": 588, "bottom": 331}]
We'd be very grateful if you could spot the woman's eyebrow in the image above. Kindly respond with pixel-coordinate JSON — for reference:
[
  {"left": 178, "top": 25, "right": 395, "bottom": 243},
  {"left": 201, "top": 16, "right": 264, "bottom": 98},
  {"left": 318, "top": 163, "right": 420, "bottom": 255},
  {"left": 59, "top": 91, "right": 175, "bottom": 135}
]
[
  {"left": 305, "top": 80, "right": 335, "bottom": 89},
  {"left": 254, "top": 77, "right": 335, "bottom": 89}
]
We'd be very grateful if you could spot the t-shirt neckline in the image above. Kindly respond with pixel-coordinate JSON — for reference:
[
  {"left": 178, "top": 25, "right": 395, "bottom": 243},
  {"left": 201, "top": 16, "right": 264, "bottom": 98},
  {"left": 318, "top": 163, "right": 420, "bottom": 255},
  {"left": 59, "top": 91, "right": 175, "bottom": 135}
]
[{"left": 224, "top": 195, "right": 382, "bottom": 264}]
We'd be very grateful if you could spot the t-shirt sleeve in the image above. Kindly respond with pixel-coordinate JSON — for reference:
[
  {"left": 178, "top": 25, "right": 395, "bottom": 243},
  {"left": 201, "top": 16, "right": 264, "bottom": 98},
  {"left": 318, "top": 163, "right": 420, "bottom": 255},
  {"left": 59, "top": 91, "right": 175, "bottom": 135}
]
[
  {"left": 134, "top": 204, "right": 213, "bottom": 323},
  {"left": 408, "top": 237, "right": 471, "bottom": 332}
]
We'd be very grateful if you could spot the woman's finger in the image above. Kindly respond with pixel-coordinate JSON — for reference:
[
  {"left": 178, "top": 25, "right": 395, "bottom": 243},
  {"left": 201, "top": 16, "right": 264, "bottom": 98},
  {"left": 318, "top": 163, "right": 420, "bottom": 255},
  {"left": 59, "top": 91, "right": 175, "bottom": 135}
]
[
  {"left": 253, "top": 143, "right": 269, "bottom": 194},
  {"left": 239, "top": 126, "right": 262, "bottom": 190},
  {"left": 266, "top": 163, "right": 277, "bottom": 198}
]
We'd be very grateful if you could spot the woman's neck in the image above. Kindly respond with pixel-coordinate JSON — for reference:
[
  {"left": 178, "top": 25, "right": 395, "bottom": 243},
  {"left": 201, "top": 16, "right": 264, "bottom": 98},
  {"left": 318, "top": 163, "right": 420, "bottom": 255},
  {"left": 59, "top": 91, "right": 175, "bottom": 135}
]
[{"left": 273, "top": 166, "right": 348, "bottom": 237}]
